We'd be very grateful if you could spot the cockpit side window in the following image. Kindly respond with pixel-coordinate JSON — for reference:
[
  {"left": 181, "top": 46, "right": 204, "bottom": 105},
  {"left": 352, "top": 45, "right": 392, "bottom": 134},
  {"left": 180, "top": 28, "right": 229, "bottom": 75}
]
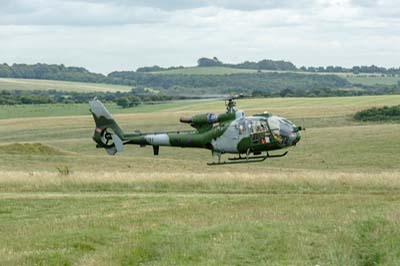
[
  {"left": 267, "top": 116, "right": 283, "bottom": 144},
  {"left": 244, "top": 119, "right": 268, "bottom": 134},
  {"left": 236, "top": 118, "right": 248, "bottom": 135},
  {"left": 237, "top": 118, "right": 272, "bottom": 135},
  {"left": 267, "top": 117, "right": 280, "bottom": 133}
]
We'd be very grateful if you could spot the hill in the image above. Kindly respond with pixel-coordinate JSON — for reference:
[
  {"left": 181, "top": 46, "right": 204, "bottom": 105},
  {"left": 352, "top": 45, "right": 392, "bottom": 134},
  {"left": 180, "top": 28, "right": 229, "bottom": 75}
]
[{"left": 0, "top": 61, "right": 399, "bottom": 97}]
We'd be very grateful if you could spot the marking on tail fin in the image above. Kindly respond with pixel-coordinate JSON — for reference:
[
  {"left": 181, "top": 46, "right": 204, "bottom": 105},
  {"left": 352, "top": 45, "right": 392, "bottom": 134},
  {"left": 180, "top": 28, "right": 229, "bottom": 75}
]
[{"left": 89, "top": 99, "right": 113, "bottom": 120}]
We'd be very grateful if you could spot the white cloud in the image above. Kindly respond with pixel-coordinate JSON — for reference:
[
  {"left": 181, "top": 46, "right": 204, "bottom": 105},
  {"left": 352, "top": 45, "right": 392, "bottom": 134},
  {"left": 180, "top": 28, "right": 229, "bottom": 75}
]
[
  {"left": 0, "top": 0, "right": 169, "bottom": 26},
  {"left": 0, "top": 0, "right": 399, "bottom": 73}
]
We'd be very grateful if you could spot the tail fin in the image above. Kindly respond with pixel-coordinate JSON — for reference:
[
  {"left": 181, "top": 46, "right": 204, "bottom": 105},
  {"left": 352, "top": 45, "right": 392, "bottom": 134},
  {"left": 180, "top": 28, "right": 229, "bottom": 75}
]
[{"left": 89, "top": 99, "right": 124, "bottom": 155}]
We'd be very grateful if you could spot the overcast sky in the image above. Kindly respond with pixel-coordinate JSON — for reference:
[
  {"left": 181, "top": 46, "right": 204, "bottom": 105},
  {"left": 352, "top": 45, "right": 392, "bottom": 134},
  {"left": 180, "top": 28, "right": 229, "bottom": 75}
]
[{"left": 1, "top": 0, "right": 399, "bottom": 73}]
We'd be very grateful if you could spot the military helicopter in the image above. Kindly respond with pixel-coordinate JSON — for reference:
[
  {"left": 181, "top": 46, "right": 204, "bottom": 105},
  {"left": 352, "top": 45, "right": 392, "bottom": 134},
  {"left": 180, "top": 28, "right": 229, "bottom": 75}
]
[{"left": 89, "top": 97, "right": 302, "bottom": 165}]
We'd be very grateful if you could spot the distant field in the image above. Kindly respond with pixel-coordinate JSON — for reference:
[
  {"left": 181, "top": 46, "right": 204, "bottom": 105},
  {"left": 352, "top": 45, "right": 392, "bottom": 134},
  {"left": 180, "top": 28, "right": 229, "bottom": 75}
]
[
  {"left": 345, "top": 75, "right": 400, "bottom": 86},
  {"left": 152, "top": 66, "right": 400, "bottom": 86},
  {"left": 151, "top": 66, "right": 258, "bottom": 75},
  {"left": 1, "top": 95, "right": 399, "bottom": 120},
  {"left": 0, "top": 78, "right": 131, "bottom": 92},
  {"left": 1, "top": 96, "right": 400, "bottom": 265}
]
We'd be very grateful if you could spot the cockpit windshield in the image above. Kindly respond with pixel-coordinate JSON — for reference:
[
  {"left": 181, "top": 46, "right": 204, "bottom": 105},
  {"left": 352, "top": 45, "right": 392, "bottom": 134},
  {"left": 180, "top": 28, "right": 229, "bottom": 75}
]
[{"left": 267, "top": 116, "right": 297, "bottom": 145}]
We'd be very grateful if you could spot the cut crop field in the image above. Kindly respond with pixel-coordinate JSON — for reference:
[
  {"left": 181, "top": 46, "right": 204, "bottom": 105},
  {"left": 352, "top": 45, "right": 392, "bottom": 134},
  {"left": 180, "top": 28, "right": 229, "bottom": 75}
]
[
  {"left": 0, "top": 78, "right": 131, "bottom": 92},
  {"left": 0, "top": 96, "right": 400, "bottom": 265}
]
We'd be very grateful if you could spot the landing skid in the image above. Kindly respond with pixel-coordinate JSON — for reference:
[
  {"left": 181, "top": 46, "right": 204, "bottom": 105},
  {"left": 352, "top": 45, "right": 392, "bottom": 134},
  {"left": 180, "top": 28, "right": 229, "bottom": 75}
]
[{"left": 207, "top": 151, "right": 288, "bottom": 166}]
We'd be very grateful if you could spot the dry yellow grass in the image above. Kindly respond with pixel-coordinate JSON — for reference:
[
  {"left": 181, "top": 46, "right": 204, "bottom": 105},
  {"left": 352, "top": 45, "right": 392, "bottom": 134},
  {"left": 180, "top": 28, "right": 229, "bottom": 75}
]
[
  {"left": 0, "top": 169, "right": 398, "bottom": 183},
  {"left": 1, "top": 169, "right": 399, "bottom": 195}
]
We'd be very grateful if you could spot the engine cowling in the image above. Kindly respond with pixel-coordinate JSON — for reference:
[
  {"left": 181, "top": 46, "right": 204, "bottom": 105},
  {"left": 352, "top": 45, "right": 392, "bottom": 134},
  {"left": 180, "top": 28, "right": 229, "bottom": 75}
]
[
  {"left": 180, "top": 112, "right": 237, "bottom": 130},
  {"left": 180, "top": 113, "right": 218, "bottom": 125}
]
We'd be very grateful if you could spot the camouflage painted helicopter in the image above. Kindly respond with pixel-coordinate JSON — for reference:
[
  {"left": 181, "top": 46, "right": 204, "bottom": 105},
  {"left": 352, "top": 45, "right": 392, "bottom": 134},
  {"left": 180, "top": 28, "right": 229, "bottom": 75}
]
[{"left": 89, "top": 97, "right": 302, "bottom": 165}]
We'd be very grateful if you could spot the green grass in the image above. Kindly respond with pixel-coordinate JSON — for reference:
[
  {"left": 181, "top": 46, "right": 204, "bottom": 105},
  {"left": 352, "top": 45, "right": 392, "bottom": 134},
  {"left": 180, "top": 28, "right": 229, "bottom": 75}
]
[
  {"left": 1, "top": 193, "right": 400, "bottom": 265},
  {"left": 0, "top": 101, "right": 199, "bottom": 119},
  {"left": 1, "top": 96, "right": 400, "bottom": 265},
  {"left": 0, "top": 78, "right": 131, "bottom": 92}
]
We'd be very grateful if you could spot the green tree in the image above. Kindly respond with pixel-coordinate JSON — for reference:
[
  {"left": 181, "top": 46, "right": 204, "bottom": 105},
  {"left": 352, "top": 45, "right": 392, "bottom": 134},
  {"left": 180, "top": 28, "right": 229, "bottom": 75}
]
[
  {"left": 116, "top": 97, "right": 130, "bottom": 108},
  {"left": 197, "top": 57, "right": 223, "bottom": 67},
  {"left": 127, "top": 96, "right": 141, "bottom": 107}
]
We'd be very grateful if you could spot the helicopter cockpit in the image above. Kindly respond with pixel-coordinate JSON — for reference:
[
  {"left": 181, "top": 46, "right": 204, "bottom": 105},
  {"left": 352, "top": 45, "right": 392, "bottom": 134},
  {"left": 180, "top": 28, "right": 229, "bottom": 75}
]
[
  {"left": 236, "top": 116, "right": 300, "bottom": 146},
  {"left": 266, "top": 116, "right": 300, "bottom": 146}
]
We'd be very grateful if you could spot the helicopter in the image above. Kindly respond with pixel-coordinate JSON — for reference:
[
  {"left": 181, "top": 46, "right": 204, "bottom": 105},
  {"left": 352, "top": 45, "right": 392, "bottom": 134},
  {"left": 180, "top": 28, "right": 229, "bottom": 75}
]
[{"left": 89, "top": 97, "right": 302, "bottom": 165}]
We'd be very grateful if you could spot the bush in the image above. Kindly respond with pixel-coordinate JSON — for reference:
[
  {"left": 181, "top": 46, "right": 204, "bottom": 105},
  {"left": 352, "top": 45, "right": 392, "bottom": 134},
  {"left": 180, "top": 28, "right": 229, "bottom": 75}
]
[{"left": 354, "top": 105, "right": 400, "bottom": 121}]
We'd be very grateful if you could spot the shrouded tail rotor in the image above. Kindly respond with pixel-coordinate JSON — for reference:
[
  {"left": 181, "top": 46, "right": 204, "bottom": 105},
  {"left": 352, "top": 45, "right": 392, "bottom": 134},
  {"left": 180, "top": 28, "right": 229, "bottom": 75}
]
[
  {"left": 89, "top": 99, "right": 125, "bottom": 155},
  {"left": 97, "top": 128, "right": 124, "bottom": 155}
]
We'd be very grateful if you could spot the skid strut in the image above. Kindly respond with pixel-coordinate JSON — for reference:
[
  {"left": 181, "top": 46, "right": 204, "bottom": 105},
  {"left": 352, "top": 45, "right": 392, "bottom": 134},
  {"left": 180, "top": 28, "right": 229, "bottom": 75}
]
[{"left": 207, "top": 151, "right": 288, "bottom": 166}]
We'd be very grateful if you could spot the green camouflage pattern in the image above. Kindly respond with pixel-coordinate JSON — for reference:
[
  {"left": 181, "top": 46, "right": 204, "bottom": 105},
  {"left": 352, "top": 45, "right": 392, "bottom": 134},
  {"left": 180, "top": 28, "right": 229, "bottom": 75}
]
[{"left": 89, "top": 99, "right": 301, "bottom": 160}]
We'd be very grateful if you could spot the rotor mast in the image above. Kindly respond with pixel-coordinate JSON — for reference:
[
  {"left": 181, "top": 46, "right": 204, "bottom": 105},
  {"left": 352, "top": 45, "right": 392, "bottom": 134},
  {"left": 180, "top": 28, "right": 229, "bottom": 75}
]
[{"left": 225, "top": 97, "right": 236, "bottom": 113}]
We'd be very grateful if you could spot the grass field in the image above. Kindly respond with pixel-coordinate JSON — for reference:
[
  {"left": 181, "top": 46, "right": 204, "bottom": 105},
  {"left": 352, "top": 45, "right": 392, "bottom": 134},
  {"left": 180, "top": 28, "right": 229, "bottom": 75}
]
[
  {"left": 0, "top": 78, "right": 131, "bottom": 92},
  {"left": 1, "top": 96, "right": 400, "bottom": 265}
]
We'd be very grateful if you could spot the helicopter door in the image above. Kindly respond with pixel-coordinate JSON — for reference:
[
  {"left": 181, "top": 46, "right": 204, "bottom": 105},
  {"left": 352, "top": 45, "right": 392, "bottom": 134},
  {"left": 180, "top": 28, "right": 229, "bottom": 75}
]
[
  {"left": 236, "top": 119, "right": 250, "bottom": 136},
  {"left": 249, "top": 120, "right": 265, "bottom": 144},
  {"left": 250, "top": 120, "right": 269, "bottom": 144}
]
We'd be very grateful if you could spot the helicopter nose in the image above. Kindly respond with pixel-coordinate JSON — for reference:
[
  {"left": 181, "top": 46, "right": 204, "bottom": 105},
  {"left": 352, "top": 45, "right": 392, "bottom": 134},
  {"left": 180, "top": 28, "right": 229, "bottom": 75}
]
[
  {"left": 293, "top": 131, "right": 301, "bottom": 145},
  {"left": 289, "top": 128, "right": 301, "bottom": 146}
]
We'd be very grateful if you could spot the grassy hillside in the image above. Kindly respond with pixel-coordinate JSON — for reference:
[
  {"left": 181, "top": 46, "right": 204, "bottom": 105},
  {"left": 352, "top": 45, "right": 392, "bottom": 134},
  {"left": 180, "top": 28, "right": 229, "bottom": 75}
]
[
  {"left": 0, "top": 78, "right": 131, "bottom": 92},
  {"left": 1, "top": 96, "right": 400, "bottom": 265},
  {"left": 0, "top": 70, "right": 398, "bottom": 98}
]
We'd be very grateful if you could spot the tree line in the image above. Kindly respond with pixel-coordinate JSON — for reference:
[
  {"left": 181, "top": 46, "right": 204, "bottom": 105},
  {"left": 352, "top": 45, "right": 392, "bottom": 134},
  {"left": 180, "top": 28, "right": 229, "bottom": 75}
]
[
  {"left": 0, "top": 63, "right": 106, "bottom": 83},
  {"left": 0, "top": 89, "right": 174, "bottom": 107},
  {"left": 142, "top": 57, "right": 400, "bottom": 75},
  {"left": 1, "top": 83, "right": 399, "bottom": 107},
  {"left": 196, "top": 57, "right": 297, "bottom": 71},
  {"left": 195, "top": 57, "right": 400, "bottom": 75},
  {"left": 106, "top": 71, "right": 350, "bottom": 94}
]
